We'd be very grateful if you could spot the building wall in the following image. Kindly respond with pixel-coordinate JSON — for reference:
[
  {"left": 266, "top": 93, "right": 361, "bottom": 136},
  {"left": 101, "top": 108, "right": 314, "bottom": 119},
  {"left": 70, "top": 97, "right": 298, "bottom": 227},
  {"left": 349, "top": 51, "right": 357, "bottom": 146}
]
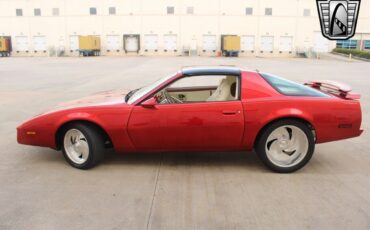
[{"left": 0, "top": 0, "right": 369, "bottom": 57}]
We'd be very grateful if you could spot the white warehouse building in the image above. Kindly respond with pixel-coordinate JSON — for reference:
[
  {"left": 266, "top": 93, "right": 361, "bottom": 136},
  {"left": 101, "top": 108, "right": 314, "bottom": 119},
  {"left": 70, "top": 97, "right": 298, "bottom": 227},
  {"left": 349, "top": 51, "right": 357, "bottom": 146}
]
[{"left": 0, "top": 0, "right": 369, "bottom": 57}]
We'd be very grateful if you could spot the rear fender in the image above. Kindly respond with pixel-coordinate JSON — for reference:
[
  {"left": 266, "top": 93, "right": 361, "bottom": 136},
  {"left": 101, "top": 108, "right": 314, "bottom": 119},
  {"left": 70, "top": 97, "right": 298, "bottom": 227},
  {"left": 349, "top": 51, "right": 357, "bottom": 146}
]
[{"left": 243, "top": 107, "right": 314, "bottom": 150}]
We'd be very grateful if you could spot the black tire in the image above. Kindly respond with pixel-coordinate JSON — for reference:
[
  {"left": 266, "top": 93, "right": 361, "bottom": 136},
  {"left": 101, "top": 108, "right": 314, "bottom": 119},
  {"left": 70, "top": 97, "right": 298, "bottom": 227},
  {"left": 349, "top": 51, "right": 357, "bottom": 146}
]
[
  {"left": 61, "top": 123, "right": 105, "bottom": 169},
  {"left": 255, "top": 119, "right": 315, "bottom": 173}
]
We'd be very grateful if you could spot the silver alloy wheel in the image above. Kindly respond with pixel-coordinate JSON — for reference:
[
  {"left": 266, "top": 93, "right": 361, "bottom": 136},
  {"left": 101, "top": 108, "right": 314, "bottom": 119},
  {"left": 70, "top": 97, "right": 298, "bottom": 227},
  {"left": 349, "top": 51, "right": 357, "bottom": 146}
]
[
  {"left": 265, "top": 125, "right": 309, "bottom": 168},
  {"left": 63, "top": 129, "right": 90, "bottom": 164}
]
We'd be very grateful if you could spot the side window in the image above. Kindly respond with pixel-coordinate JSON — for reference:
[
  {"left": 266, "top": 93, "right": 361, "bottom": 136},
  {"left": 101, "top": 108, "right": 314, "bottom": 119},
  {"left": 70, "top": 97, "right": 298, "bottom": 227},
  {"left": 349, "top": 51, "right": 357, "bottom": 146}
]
[
  {"left": 155, "top": 75, "right": 239, "bottom": 104},
  {"left": 260, "top": 73, "right": 329, "bottom": 97}
]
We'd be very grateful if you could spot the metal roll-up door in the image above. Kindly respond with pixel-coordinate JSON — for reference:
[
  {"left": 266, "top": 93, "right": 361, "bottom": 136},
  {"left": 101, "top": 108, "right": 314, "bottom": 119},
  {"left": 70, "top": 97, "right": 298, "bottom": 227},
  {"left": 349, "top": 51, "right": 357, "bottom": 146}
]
[
  {"left": 241, "top": 36, "right": 255, "bottom": 52},
  {"left": 279, "top": 36, "right": 293, "bottom": 52},
  {"left": 124, "top": 34, "right": 140, "bottom": 53},
  {"left": 144, "top": 34, "right": 159, "bottom": 51},
  {"left": 15, "top": 36, "right": 28, "bottom": 52},
  {"left": 106, "top": 35, "right": 120, "bottom": 51},
  {"left": 33, "top": 36, "right": 47, "bottom": 52},
  {"left": 164, "top": 35, "right": 177, "bottom": 51},
  {"left": 261, "top": 36, "right": 274, "bottom": 53},
  {"left": 202, "top": 35, "right": 217, "bottom": 52}
]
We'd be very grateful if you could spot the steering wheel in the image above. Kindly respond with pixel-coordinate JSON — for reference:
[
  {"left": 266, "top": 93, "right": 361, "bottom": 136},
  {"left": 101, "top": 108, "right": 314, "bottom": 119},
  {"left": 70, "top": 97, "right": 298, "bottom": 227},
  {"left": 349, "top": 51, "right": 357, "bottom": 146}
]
[
  {"left": 162, "top": 90, "right": 172, "bottom": 103},
  {"left": 170, "top": 95, "right": 183, "bottom": 103},
  {"left": 162, "top": 90, "right": 183, "bottom": 104}
]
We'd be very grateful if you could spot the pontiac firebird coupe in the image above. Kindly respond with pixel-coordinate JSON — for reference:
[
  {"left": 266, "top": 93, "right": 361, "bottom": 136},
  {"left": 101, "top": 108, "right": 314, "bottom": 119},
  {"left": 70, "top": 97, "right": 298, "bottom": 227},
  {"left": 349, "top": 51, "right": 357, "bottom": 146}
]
[{"left": 17, "top": 67, "right": 363, "bottom": 173}]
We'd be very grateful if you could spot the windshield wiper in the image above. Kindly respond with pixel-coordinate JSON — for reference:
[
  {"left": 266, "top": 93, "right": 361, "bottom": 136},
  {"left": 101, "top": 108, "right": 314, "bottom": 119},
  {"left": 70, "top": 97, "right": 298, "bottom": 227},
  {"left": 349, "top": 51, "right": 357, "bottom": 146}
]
[{"left": 125, "top": 88, "right": 140, "bottom": 103}]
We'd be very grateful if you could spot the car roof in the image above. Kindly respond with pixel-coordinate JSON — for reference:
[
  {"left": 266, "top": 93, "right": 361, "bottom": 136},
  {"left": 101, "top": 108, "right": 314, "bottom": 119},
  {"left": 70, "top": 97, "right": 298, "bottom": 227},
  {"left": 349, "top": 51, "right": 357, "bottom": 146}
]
[{"left": 181, "top": 66, "right": 241, "bottom": 76}]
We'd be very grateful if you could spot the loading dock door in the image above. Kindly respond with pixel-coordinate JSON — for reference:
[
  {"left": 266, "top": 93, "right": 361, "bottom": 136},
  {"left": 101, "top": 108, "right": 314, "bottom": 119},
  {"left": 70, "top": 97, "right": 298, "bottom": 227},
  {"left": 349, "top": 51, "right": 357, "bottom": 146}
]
[
  {"left": 144, "top": 35, "right": 158, "bottom": 51},
  {"left": 125, "top": 35, "right": 139, "bottom": 52},
  {"left": 279, "top": 36, "right": 293, "bottom": 52},
  {"left": 69, "top": 35, "right": 79, "bottom": 51},
  {"left": 33, "top": 36, "right": 47, "bottom": 51},
  {"left": 164, "top": 35, "right": 177, "bottom": 51},
  {"left": 106, "top": 35, "right": 120, "bottom": 51},
  {"left": 261, "top": 36, "right": 274, "bottom": 52},
  {"left": 241, "top": 36, "right": 255, "bottom": 51},
  {"left": 313, "top": 32, "right": 329, "bottom": 52},
  {"left": 202, "top": 35, "right": 217, "bottom": 52},
  {"left": 15, "top": 36, "right": 28, "bottom": 52}
]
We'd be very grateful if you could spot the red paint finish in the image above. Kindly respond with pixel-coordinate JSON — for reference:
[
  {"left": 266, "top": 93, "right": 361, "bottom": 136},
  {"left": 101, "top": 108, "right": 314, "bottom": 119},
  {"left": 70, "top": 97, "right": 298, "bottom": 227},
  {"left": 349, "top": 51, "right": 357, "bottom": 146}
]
[
  {"left": 17, "top": 68, "right": 363, "bottom": 154},
  {"left": 128, "top": 101, "right": 244, "bottom": 152}
]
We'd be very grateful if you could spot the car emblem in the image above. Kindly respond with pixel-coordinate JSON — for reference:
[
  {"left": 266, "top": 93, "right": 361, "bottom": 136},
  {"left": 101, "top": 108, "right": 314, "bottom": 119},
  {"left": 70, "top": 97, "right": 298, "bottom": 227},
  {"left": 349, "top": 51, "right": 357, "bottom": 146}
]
[{"left": 316, "top": 0, "right": 361, "bottom": 40}]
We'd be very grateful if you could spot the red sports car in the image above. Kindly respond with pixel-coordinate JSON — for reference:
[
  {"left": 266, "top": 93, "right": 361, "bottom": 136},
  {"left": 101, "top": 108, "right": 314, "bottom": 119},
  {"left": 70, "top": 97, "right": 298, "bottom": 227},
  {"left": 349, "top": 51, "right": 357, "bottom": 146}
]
[{"left": 17, "top": 67, "right": 363, "bottom": 172}]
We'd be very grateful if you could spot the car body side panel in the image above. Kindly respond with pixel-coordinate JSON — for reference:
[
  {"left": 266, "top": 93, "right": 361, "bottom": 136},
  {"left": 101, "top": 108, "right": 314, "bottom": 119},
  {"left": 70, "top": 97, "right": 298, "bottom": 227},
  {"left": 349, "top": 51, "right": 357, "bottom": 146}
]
[
  {"left": 241, "top": 71, "right": 362, "bottom": 151},
  {"left": 17, "top": 104, "right": 136, "bottom": 152},
  {"left": 17, "top": 68, "right": 362, "bottom": 154}
]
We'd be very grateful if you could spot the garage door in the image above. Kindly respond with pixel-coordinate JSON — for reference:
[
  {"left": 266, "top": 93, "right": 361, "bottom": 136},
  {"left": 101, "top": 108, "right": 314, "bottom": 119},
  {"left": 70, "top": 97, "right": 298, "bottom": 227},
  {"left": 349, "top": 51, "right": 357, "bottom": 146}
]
[
  {"left": 33, "top": 36, "right": 47, "bottom": 51},
  {"left": 69, "top": 35, "right": 79, "bottom": 51},
  {"left": 125, "top": 36, "right": 139, "bottom": 52},
  {"left": 144, "top": 35, "right": 158, "bottom": 51},
  {"left": 313, "top": 32, "right": 329, "bottom": 52},
  {"left": 164, "top": 35, "right": 177, "bottom": 51},
  {"left": 106, "top": 35, "right": 120, "bottom": 51},
  {"left": 15, "top": 36, "right": 28, "bottom": 52},
  {"left": 279, "top": 36, "right": 293, "bottom": 52},
  {"left": 261, "top": 36, "right": 274, "bottom": 52},
  {"left": 241, "top": 36, "right": 255, "bottom": 51},
  {"left": 202, "top": 35, "right": 217, "bottom": 52}
]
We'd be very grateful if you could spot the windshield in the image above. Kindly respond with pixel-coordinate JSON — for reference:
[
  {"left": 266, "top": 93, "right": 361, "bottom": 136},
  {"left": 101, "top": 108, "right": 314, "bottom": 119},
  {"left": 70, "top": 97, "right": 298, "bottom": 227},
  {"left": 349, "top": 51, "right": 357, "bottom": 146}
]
[{"left": 127, "top": 73, "right": 177, "bottom": 104}]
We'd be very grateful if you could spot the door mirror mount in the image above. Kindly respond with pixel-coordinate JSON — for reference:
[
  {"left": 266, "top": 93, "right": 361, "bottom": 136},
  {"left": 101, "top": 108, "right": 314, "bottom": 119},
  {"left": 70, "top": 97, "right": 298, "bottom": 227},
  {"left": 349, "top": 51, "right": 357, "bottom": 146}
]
[{"left": 141, "top": 97, "right": 157, "bottom": 108}]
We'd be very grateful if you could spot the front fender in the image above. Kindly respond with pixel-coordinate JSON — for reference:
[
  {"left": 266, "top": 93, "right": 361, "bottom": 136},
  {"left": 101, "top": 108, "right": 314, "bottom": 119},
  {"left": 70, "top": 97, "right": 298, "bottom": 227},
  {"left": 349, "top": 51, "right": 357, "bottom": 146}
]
[{"left": 18, "top": 105, "right": 135, "bottom": 152}]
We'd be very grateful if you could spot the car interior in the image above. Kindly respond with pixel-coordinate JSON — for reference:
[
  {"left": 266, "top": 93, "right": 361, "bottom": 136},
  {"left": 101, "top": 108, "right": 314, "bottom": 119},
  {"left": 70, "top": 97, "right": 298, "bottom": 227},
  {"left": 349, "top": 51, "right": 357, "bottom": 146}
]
[{"left": 155, "top": 75, "right": 239, "bottom": 104}]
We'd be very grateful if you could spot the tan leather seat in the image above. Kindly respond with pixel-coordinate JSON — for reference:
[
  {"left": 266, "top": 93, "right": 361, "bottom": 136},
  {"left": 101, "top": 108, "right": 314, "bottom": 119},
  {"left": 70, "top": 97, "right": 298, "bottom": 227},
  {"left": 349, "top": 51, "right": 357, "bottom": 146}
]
[{"left": 206, "top": 76, "right": 236, "bottom": 101}]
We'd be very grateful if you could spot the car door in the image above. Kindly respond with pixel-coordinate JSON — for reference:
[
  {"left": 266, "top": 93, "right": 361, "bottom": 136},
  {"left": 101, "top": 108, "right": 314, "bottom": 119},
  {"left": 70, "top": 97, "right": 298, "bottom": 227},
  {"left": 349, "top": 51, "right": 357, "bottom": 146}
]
[
  {"left": 127, "top": 73, "right": 245, "bottom": 152},
  {"left": 127, "top": 105, "right": 163, "bottom": 152},
  {"left": 157, "top": 100, "right": 245, "bottom": 151},
  {"left": 127, "top": 100, "right": 244, "bottom": 152}
]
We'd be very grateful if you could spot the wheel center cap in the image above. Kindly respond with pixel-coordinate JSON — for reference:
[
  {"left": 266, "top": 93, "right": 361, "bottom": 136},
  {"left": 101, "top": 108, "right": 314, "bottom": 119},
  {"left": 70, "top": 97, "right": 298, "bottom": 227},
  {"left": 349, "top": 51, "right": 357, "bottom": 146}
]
[{"left": 279, "top": 139, "right": 288, "bottom": 148}]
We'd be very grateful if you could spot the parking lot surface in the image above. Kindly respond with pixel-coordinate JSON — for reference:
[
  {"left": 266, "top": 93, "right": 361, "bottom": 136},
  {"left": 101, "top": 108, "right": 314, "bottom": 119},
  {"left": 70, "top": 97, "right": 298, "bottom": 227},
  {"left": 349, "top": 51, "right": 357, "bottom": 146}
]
[{"left": 0, "top": 56, "right": 369, "bottom": 230}]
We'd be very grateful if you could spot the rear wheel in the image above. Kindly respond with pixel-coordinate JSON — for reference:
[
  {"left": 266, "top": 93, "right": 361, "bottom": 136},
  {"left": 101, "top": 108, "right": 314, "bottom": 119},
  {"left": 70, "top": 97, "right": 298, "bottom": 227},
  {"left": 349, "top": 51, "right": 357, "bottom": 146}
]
[
  {"left": 61, "top": 123, "right": 105, "bottom": 169},
  {"left": 256, "top": 119, "right": 315, "bottom": 173}
]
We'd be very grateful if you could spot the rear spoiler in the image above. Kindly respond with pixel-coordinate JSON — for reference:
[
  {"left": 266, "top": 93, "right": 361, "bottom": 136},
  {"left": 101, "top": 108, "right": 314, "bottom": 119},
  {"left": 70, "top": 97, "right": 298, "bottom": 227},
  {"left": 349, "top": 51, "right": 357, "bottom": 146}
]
[{"left": 305, "top": 80, "right": 360, "bottom": 100}]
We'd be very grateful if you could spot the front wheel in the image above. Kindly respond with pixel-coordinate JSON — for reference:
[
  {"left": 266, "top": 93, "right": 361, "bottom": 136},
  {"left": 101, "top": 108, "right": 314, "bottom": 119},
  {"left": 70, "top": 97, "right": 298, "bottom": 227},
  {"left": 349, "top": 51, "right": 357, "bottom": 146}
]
[
  {"left": 255, "top": 119, "right": 315, "bottom": 173},
  {"left": 61, "top": 123, "right": 105, "bottom": 169}
]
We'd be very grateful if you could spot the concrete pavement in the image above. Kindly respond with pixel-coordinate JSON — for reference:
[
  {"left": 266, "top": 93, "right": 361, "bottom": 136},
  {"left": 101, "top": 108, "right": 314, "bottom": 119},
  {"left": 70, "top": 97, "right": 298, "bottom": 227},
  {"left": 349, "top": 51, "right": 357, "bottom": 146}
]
[{"left": 0, "top": 56, "right": 369, "bottom": 230}]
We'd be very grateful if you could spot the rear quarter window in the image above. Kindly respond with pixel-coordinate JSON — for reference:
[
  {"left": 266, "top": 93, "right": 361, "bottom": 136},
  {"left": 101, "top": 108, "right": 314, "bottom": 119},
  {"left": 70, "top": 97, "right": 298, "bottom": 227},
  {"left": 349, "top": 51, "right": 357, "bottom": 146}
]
[{"left": 260, "top": 73, "right": 329, "bottom": 97}]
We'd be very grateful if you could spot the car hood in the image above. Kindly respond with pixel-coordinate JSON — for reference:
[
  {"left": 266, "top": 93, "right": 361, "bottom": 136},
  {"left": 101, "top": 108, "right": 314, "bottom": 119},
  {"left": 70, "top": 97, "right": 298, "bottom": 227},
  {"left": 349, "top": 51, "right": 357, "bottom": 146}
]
[
  {"left": 49, "top": 89, "right": 130, "bottom": 112},
  {"left": 18, "top": 89, "right": 131, "bottom": 127}
]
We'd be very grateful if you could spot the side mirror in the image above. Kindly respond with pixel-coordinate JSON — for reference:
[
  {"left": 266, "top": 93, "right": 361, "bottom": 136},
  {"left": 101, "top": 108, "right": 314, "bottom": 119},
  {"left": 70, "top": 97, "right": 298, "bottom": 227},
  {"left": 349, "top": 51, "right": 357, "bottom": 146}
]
[{"left": 141, "top": 97, "right": 157, "bottom": 108}]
